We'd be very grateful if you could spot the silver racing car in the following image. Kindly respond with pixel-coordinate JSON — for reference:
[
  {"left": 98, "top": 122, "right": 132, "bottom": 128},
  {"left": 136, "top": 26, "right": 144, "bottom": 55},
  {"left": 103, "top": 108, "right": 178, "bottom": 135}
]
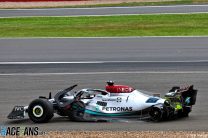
[{"left": 8, "top": 81, "right": 197, "bottom": 123}]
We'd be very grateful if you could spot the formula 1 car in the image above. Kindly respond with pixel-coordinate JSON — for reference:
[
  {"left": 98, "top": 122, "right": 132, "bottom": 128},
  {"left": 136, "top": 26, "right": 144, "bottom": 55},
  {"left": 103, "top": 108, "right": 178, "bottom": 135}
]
[{"left": 8, "top": 81, "right": 197, "bottom": 123}]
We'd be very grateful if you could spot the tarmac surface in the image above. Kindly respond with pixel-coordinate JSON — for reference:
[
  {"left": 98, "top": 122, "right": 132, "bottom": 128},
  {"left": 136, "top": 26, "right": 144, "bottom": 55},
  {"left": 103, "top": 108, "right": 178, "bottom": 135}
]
[
  {"left": 1, "top": 37, "right": 208, "bottom": 62},
  {"left": 0, "top": 5, "right": 208, "bottom": 17},
  {"left": 0, "top": 37, "right": 208, "bottom": 131}
]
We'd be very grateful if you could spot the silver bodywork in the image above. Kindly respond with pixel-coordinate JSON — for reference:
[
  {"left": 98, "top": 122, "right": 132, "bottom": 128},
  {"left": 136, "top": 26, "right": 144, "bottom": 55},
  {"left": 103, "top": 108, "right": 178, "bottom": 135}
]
[
  {"left": 9, "top": 88, "right": 165, "bottom": 119},
  {"left": 79, "top": 89, "right": 165, "bottom": 115},
  {"left": 8, "top": 84, "right": 197, "bottom": 122}
]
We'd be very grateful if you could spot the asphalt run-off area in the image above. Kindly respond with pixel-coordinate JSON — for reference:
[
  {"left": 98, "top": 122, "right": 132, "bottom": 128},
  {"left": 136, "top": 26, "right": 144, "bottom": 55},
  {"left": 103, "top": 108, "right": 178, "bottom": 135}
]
[{"left": 0, "top": 37, "right": 208, "bottom": 131}]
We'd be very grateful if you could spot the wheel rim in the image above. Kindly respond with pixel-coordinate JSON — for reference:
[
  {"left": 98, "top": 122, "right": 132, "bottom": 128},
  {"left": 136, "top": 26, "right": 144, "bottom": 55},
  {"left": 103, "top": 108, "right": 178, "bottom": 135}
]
[
  {"left": 150, "top": 108, "right": 161, "bottom": 121},
  {"left": 32, "top": 105, "right": 44, "bottom": 117}
]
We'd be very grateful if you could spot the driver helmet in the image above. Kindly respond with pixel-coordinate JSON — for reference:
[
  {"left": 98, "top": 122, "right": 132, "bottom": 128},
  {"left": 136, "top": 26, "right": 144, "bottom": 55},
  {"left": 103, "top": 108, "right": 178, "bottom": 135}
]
[{"left": 106, "top": 80, "right": 114, "bottom": 86}]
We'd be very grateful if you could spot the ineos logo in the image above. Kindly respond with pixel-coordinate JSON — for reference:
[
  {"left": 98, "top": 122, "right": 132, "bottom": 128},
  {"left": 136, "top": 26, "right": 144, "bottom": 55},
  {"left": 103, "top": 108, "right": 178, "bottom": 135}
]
[
  {"left": 14, "top": 107, "right": 24, "bottom": 111},
  {"left": 117, "top": 87, "right": 134, "bottom": 93}
]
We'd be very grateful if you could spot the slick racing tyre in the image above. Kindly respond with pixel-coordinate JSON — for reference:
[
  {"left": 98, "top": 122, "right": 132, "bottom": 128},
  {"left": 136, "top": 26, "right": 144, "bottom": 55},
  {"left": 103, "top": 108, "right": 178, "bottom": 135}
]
[
  {"left": 68, "top": 101, "right": 85, "bottom": 121},
  {"left": 28, "top": 98, "right": 54, "bottom": 123},
  {"left": 178, "top": 107, "right": 190, "bottom": 118},
  {"left": 149, "top": 107, "right": 163, "bottom": 122},
  {"left": 183, "top": 106, "right": 191, "bottom": 117}
]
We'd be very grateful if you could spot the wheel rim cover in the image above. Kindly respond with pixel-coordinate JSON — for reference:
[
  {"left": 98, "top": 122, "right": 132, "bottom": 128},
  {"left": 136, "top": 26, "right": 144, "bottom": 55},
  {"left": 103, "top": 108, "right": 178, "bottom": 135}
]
[{"left": 32, "top": 105, "right": 44, "bottom": 117}]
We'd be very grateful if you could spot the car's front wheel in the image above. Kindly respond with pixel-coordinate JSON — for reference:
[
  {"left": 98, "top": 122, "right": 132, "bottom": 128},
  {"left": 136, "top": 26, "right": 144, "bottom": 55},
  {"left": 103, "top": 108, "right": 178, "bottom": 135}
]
[{"left": 28, "top": 99, "right": 54, "bottom": 123}]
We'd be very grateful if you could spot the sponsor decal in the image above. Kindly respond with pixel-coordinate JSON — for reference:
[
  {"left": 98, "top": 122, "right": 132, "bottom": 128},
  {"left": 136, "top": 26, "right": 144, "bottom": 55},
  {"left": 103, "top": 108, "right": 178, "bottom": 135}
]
[
  {"left": 0, "top": 126, "right": 45, "bottom": 136},
  {"left": 102, "top": 107, "right": 133, "bottom": 112},
  {"left": 102, "top": 97, "right": 122, "bottom": 102},
  {"left": 14, "top": 106, "right": 24, "bottom": 112},
  {"left": 118, "top": 87, "right": 134, "bottom": 93},
  {"left": 102, "top": 99, "right": 116, "bottom": 102},
  {"left": 117, "top": 97, "right": 122, "bottom": 102},
  {"left": 96, "top": 101, "right": 107, "bottom": 106}
]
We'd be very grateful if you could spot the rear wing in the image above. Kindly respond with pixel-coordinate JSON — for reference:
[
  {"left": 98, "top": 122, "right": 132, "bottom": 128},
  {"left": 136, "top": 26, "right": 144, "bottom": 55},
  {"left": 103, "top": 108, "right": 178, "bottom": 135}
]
[
  {"left": 169, "top": 85, "right": 198, "bottom": 106},
  {"left": 179, "top": 85, "right": 197, "bottom": 105}
]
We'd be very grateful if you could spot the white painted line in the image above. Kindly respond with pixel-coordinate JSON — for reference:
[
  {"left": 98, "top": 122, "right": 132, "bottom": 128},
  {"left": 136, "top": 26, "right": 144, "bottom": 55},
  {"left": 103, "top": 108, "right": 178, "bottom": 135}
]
[
  {"left": 0, "top": 61, "right": 104, "bottom": 64},
  {"left": 0, "top": 36, "right": 208, "bottom": 39},
  {"left": 0, "top": 71, "right": 208, "bottom": 76},
  {"left": 0, "top": 4, "right": 208, "bottom": 10},
  {"left": 0, "top": 60, "right": 208, "bottom": 65}
]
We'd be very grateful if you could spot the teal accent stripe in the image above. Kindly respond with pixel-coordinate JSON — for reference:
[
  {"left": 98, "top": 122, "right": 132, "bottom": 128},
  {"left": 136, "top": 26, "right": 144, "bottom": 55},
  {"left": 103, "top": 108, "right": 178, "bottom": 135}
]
[{"left": 85, "top": 109, "right": 134, "bottom": 116}]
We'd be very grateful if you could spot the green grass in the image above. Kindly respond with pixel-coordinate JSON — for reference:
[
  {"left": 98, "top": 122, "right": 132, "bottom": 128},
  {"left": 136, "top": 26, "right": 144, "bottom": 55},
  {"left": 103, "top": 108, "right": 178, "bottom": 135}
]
[{"left": 0, "top": 13, "right": 208, "bottom": 37}]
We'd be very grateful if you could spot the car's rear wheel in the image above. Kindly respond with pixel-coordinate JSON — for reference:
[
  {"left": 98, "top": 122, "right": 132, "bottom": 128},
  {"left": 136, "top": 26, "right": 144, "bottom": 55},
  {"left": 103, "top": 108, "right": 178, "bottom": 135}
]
[
  {"left": 28, "top": 99, "right": 54, "bottom": 123},
  {"left": 68, "top": 101, "right": 85, "bottom": 121},
  {"left": 178, "top": 107, "right": 190, "bottom": 117},
  {"left": 149, "top": 107, "right": 163, "bottom": 122}
]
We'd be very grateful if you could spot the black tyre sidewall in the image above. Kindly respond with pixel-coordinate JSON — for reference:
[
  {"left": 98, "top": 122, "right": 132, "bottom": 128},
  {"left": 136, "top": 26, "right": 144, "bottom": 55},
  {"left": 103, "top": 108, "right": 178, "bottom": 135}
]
[
  {"left": 149, "top": 107, "right": 163, "bottom": 122},
  {"left": 28, "top": 99, "right": 53, "bottom": 123}
]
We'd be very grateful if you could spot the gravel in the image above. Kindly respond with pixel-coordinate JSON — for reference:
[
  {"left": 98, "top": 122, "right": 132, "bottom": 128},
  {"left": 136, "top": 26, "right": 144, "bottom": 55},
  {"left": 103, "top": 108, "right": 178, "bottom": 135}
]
[
  {"left": 1, "top": 131, "right": 207, "bottom": 138},
  {"left": 0, "top": 0, "right": 177, "bottom": 9}
]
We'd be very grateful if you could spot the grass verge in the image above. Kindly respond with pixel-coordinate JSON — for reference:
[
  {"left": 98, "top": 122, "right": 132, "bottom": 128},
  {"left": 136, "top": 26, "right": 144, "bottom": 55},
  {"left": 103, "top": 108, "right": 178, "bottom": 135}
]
[{"left": 0, "top": 13, "right": 208, "bottom": 37}]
